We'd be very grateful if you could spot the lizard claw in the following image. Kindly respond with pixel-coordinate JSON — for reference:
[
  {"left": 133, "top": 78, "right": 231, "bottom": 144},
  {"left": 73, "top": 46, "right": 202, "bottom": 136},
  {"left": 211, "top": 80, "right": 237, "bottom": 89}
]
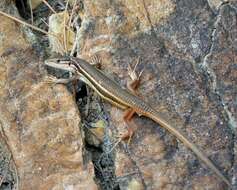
[
  {"left": 44, "top": 76, "right": 58, "bottom": 85},
  {"left": 128, "top": 57, "right": 144, "bottom": 82},
  {"left": 115, "top": 128, "right": 134, "bottom": 145},
  {"left": 106, "top": 130, "right": 133, "bottom": 154},
  {"left": 127, "top": 57, "right": 144, "bottom": 93},
  {"left": 89, "top": 55, "right": 101, "bottom": 68}
]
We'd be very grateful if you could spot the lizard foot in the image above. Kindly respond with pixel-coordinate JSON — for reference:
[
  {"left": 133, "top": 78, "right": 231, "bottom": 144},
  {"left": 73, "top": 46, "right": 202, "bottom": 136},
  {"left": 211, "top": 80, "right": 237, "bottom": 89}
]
[
  {"left": 116, "top": 128, "right": 135, "bottom": 145},
  {"left": 89, "top": 55, "right": 101, "bottom": 69},
  {"left": 44, "top": 76, "right": 79, "bottom": 85},
  {"left": 128, "top": 57, "right": 144, "bottom": 83},
  {"left": 108, "top": 128, "right": 134, "bottom": 154},
  {"left": 127, "top": 57, "right": 144, "bottom": 94},
  {"left": 44, "top": 76, "right": 59, "bottom": 85}
]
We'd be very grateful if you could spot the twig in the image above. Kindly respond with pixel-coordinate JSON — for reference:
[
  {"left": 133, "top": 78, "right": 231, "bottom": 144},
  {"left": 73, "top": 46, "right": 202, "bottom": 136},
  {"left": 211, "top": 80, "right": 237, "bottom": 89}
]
[
  {"left": 84, "top": 87, "right": 91, "bottom": 117},
  {"left": 70, "top": 16, "right": 80, "bottom": 56},
  {"left": 0, "top": 10, "right": 56, "bottom": 37},
  {"left": 40, "top": 18, "right": 49, "bottom": 28},
  {"left": 141, "top": 0, "right": 154, "bottom": 29},
  {"left": 42, "top": 0, "right": 57, "bottom": 14},
  {"left": 0, "top": 153, "right": 13, "bottom": 188},
  {"left": 12, "top": 157, "right": 19, "bottom": 190},
  {"left": 106, "top": 138, "right": 122, "bottom": 154},
  {"left": 0, "top": 174, "right": 4, "bottom": 187},
  {"left": 117, "top": 171, "right": 139, "bottom": 179},
  {"left": 68, "top": 0, "right": 77, "bottom": 28},
  {"left": 83, "top": 123, "right": 104, "bottom": 142},
  {"left": 63, "top": 0, "right": 70, "bottom": 53},
  {"left": 0, "top": 131, "right": 19, "bottom": 190},
  {"left": 29, "top": 0, "right": 34, "bottom": 24}
]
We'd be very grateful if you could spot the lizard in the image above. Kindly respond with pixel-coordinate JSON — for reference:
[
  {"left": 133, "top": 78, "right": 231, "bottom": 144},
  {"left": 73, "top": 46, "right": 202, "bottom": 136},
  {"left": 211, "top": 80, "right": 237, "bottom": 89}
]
[{"left": 44, "top": 56, "right": 231, "bottom": 187}]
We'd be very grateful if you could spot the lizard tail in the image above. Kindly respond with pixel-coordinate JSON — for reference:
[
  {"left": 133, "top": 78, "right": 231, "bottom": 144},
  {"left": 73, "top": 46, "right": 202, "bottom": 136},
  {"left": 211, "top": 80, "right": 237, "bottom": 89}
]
[{"left": 146, "top": 110, "right": 231, "bottom": 187}]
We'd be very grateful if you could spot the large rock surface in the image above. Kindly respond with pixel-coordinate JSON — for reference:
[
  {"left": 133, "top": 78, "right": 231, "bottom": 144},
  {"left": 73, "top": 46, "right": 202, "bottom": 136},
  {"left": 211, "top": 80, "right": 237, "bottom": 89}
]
[
  {"left": 0, "top": 0, "right": 236, "bottom": 190},
  {"left": 0, "top": 3, "right": 96, "bottom": 190},
  {"left": 77, "top": 0, "right": 236, "bottom": 189}
]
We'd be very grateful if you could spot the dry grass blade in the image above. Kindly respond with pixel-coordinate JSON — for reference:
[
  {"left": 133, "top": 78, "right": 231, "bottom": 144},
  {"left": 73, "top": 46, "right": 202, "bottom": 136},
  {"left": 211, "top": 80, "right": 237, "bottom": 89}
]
[
  {"left": 42, "top": 0, "right": 56, "bottom": 14},
  {"left": 0, "top": 132, "right": 19, "bottom": 190},
  {"left": 63, "top": 0, "right": 70, "bottom": 53},
  {"left": 0, "top": 10, "right": 57, "bottom": 38},
  {"left": 68, "top": 0, "right": 77, "bottom": 28},
  {"left": 106, "top": 138, "right": 122, "bottom": 154},
  {"left": 29, "top": 0, "right": 34, "bottom": 24},
  {"left": 40, "top": 18, "right": 49, "bottom": 28},
  {"left": 70, "top": 23, "right": 79, "bottom": 56},
  {"left": 69, "top": 0, "right": 78, "bottom": 56}
]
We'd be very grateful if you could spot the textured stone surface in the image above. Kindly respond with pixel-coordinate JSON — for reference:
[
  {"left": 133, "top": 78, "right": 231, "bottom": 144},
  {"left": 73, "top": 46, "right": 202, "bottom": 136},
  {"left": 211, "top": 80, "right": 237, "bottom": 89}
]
[
  {"left": 76, "top": 0, "right": 236, "bottom": 189},
  {"left": 0, "top": 132, "right": 17, "bottom": 190},
  {"left": 0, "top": 5, "right": 96, "bottom": 190},
  {"left": 0, "top": 0, "right": 236, "bottom": 189}
]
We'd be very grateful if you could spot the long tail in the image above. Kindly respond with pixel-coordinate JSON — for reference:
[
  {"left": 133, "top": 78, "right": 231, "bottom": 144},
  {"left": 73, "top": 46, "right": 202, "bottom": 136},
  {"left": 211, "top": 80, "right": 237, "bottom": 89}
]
[{"left": 146, "top": 110, "right": 231, "bottom": 187}]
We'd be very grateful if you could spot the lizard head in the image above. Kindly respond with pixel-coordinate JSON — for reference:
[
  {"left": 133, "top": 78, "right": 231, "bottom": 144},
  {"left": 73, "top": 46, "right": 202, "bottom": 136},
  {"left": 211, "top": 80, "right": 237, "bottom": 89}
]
[{"left": 44, "top": 57, "right": 79, "bottom": 73}]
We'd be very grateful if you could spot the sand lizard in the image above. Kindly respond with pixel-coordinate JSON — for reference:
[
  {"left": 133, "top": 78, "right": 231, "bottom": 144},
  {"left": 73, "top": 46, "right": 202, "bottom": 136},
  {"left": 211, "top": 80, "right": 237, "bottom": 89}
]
[{"left": 45, "top": 56, "right": 231, "bottom": 187}]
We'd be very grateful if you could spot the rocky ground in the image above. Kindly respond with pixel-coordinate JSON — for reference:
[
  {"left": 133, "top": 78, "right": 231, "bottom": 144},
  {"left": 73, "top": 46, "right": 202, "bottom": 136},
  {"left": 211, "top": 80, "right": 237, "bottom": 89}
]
[{"left": 0, "top": 0, "right": 236, "bottom": 190}]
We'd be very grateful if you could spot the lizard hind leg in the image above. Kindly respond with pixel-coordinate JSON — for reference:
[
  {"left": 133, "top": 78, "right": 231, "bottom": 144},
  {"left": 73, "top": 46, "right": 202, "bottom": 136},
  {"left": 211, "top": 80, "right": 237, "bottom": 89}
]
[{"left": 119, "top": 108, "right": 138, "bottom": 144}]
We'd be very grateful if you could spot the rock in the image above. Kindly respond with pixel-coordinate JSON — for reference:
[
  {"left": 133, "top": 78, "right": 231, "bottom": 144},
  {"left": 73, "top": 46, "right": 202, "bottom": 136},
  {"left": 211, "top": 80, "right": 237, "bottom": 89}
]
[
  {"left": 86, "top": 120, "right": 106, "bottom": 147},
  {"left": 27, "top": 0, "right": 43, "bottom": 10},
  {"left": 48, "top": 11, "right": 75, "bottom": 54},
  {"left": 1, "top": 0, "right": 236, "bottom": 189},
  {"left": 0, "top": 3, "right": 96, "bottom": 190},
  {"left": 75, "top": 0, "right": 236, "bottom": 189},
  {"left": 0, "top": 131, "right": 16, "bottom": 190}
]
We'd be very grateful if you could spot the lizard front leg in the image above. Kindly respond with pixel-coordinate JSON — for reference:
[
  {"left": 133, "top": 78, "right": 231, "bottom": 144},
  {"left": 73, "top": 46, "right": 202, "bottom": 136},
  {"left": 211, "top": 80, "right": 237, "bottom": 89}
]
[
  {"left": 44, "top": 75, "right": 80, "bottom": 84},
  {"left": 44, "top": 75, "right": 82, "bottom": 99}
]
